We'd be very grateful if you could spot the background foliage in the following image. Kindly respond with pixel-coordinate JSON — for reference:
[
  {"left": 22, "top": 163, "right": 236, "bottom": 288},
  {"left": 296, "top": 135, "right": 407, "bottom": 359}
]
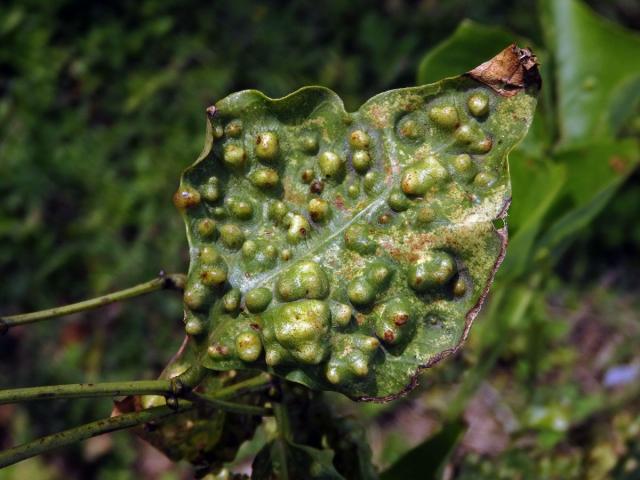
[{"left": 0, "top": 0, "right": 639, "bottom": 478}]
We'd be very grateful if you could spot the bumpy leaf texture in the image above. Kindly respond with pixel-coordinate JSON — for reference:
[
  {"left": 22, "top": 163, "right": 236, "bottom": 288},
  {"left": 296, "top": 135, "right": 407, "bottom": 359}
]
[{"left": 173, "top": 45, "right": 539, "bottom": 400}]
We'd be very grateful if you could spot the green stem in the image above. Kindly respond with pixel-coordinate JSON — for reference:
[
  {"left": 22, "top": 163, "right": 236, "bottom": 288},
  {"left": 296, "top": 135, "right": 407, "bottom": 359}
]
[
  {"left": 188, "top": 392, "right": 272, "bottom": 416},
  {"left": 0, "top": 273, "right": 186, "bottom": 334},
  {"left": 209, "top": 373, "right": 272, "bottom": 399},
  {"left": 0, "top": 380, "right": 174, "bottom": 405},
  {"left": 273, "top": 401, "right": 291, "bottom": 480},
  {"left": 0, "top": 402, "right": 193, "bottom": 468}
]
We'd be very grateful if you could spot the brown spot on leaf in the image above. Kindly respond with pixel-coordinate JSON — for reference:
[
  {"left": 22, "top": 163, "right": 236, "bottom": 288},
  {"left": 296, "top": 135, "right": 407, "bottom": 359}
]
[{"left": 468, "top": 44, "right": 541, "bottom": 97}]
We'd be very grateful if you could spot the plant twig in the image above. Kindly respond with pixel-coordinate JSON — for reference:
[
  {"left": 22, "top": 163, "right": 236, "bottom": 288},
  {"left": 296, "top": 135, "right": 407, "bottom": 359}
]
[
  {"left": 0, "top": 402, "right": 193, "bottom": 468},
  {"left": 0, "top": 272, "right": 186, "bottom": 334},
  {"left": 208, "top": 373, "right": 273, "bottom": 399},
  {"left": 0, "top": 380, "right": 175, "bottom": 405},
  {"left": 188, "top": 392, "right": 272, "bottom": 416}
]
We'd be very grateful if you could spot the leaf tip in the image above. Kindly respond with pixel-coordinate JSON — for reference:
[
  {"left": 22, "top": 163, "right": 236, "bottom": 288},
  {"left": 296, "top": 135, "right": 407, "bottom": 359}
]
[{"left": 468, "top": 44, "right": 541, "bottom": 96}]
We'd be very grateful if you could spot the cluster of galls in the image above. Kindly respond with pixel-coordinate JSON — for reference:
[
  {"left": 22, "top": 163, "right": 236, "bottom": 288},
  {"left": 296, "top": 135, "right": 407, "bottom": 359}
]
[{"left": 170, "top": 78, "right": 523, "bottom": 398}]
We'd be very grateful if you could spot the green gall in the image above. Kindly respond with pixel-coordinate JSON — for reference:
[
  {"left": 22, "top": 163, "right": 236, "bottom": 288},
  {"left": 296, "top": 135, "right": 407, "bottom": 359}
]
[
  {"left": 276, "top": 260, "right": 330, "bottom": 301},
  {"left": 347, "top": 278, "right": 377, "bottom": 307},
  {"left": 224, "top": 119, "right": 243, "bottom": 137},
  {"left": 197, "top": 218, "right": 217, "bottom": 238},
  {"left": 467, "top": 92, "right": 489, "bottom": 117},
  {"left": 453, "top": 277, "right": 467, "bottom": 297},
  {"left": 408, "top": 251, "right": 457, "bottom": 292},
  {"left": 308, "top": 198, "right": 330, "bottom": 223},
  {"left": 331, "top": 303, "right": 352, "bottom": 327},
  {"left": 268, "top": 201, "right": 288, "bottom": 223},
  {"left": 347, "top": 182, "right": 360, "bottom": 198},
  {"left": 185, "top": 317, "right": 205, "bottom": 336},
  {"left": 199, "top": 246, "right": 220, "bottom": 264},
  {"left": 255, "top": 131, "right": 279, "bottom": 161},
  {"left": 207, "top": 343, "right": 230, "bottom": 359},
  {"left": 236, "top": 331, "right": 262, "bottom": 362},
  {"left": 363, "top": 171, "right": 380, "bottom": 194},
  {"left": 416, "top": 205, "right": 436, "bottom": 225},
  {"left": 349, "top": 129, "right": 370, "bottom": 149},
  {"left": 212, "top": 206, "right": 227, "bottom": 219},
  {"left": 245, "top": 287, "right": 273, "bottom": 313},
  {"left": 286, "top": 214, "right": 311, "bottom": 244},
  {"left": 471, "top": 137, "right": 493, "bottom": 154},
  {"left": 400, "top": 156, "right": 448, "bottom": 195},
  {"left": 429, "top": 105, "right": 458, "bottom": 128},
  {"left": 173, "top": 186, "right": 201, "bottom": 209},
  {"left": 200, "top": 177, "right": 220, "bottom": 202},
  {"left": 454, "top": 124, "right": 474, "bottom": 144},
  {"left": 219, "top": 223, "right": 245, "bottom": 250},
  {"left": 352, "top": 150, "right": 371, "bottom": 173},
  {"left": 397, "top": 116, "right": 424, "bottom": 140},
  {"left": 183, "top": 282, "right": 210, "bottom": 311},
  {"left": 300, "top": 168, "right": 315, "bottom": 184},
  {"left": 375, "top": 297, "right": 415, "bottom": 345},
  {"left": 200, "top": 265, "right": 228, "bottom": 286},
  {"left": 222, "top": 288, "right": 241, "bottom": 312},
  {"left": 318, "top": 151, "right": 344, "bottom": 178},
  {"left": 226, "top": 197, "right": 254, "bottom": 220},
  {"left": 387, "top": 188, "right": 410, "bottom": 212},
  {"left": 299, "top": 132, "right": 319, "bottom": 154},
  {"left": 249, "top": 167, "right": 280, "bottom": 189},
  {"left": 280, "top": 248, "right": 292, "bottom": 261},
  {"left": 223, "top": 144, "right": 246, "bottom": 168},
  {"left": 453, "top": 154, "right": 473, "bottom": 173},
  {"left": 270, "top": 300, "right": 330, "bottom": 365},
  {"left": 473, "top": 171, "right": 496, "bottom": 188},
  {"left": 344, "top": 224, "right": 377, "bottom": 255},
  {"left": 241, "top": 240, "right": 258, "bottom": 258}
]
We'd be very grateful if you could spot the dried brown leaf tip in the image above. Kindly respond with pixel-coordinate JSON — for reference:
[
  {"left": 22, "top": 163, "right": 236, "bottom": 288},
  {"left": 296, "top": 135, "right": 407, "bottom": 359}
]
[{"left": 468, "top": 44, "right": 541, "bottom": 97}]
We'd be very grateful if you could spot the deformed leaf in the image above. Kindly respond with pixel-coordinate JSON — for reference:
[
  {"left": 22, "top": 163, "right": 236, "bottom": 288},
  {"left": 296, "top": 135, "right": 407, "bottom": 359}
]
[{"left": 173, "top": 45, "right": 539, "bottom": 400}]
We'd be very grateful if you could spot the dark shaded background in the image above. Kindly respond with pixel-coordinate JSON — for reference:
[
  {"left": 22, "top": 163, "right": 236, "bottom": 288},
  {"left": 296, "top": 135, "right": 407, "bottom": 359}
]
[{"left": 1, "top": 0, "right": 639, "bottom": 478}]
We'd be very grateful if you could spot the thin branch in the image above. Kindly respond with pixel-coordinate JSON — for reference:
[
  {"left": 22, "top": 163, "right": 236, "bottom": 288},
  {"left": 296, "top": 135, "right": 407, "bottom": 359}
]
[
  {"left": 0, "top": 380, "right": 175, "bottom": 405},
  {"left": 208, "top": 373, "right": 272, "bottom": 399},
  {"left": 188, "top": 392, "right": 272, "bottom": 416},
  {"left": 0, "top": 402, "right": 193, "bottom": 468},
  {"left": 0, "top": 272, "right": 186, "bottom": 333}
]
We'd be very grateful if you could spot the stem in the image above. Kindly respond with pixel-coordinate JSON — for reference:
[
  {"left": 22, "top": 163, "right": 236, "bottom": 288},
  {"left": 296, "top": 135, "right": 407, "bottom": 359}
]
[
  {"left": 188, "top": 392, "right": 272, "bottom": 416},
  {"left": 209, "top": 373, "right": 272, "bottom": 399},
  {"left": 0, "top": 402, "right": 193, "bottom": 468},
  {"left": 0, "top": 273, "right": 186, "bottom": 333},
  {"left": 0, "top": 380, "right": 174, "bottom": 405}
]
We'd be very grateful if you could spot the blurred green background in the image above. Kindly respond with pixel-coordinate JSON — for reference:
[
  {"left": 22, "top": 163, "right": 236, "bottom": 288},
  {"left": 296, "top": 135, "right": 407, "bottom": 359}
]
[{"left": 1, "top": 0, "right": 639, "bottom": 478}]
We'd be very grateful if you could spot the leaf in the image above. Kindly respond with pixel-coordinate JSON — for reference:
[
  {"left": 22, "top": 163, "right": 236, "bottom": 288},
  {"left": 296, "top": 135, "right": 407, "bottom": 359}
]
[
  {"left": 252, "top": 439, "right": 345, "bottom": 480},
  {"left": 380, "top": 420, "right": 465, "bottom": 480},
  {"left": 537, "top": 140, "right": 639, "bottom": 255},
  {"left": 499, "top": 154, "right": 566, "bottom": 280},
  {"left": 540, "top": 0, "right": 640, "bottom": 143},
  {"left": 173, "top": 46, "right": 539, "bottom": 400}
]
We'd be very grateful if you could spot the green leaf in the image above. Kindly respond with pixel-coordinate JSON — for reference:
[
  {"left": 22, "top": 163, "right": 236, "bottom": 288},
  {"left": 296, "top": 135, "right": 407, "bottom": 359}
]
[
  {"left": 174, "top": 46, "right": 539, "bottom": 400},
  {"left": 252, "top": 439, "right": 345, "bottom": 480},
  {"left": 499, "top": 154, "right": 566, "bottom": 280},
  {"left": 380, "top": 420, "right": 465, "bottom": 480},
  {"left": 538, "top": 140, "right": 639, "bottom": 255},
  {"left": 540, "top": 0, "right": 640, "bottom": 143}
]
